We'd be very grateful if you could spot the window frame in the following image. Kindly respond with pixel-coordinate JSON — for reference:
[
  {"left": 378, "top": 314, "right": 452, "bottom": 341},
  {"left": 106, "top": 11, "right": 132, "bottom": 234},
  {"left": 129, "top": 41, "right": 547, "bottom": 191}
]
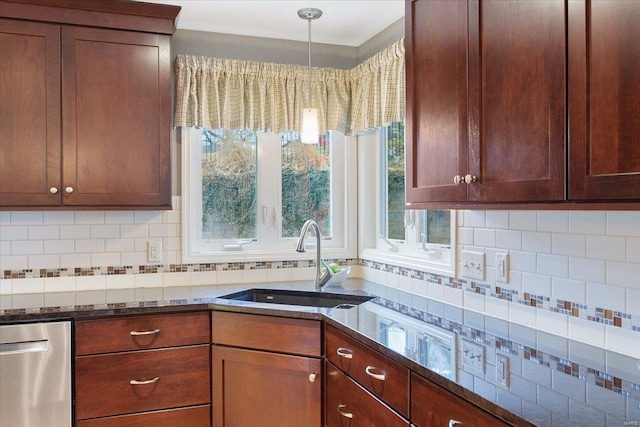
[
  {"left": 358, "top": 127, "right": 457, "bottom": 277},
  {"left": 181, "top": 127, "right": 357, "bottom": 263}
]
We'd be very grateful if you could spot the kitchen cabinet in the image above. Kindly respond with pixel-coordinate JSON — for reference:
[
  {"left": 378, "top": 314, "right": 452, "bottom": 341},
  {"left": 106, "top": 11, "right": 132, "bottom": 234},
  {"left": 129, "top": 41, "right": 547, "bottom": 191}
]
[
  {"left": 411, "top": 372, "right": 511, "bottom": 427},
  {"left": 406, "top": 0, "right": 639, "bottom": 208},
  {"left": 211, "top": 311, "right": 322, "bottom": 427},
  {"left": 326, "top": 362, "right": 410, "bottom": 427},
  {"left": 74, "top": 312, "right": 211, "bottom": 426},
  {"left": 568, "top": 0, "right": 640, "bottom": 201},
  {"left": 0, "top": 0, "right": 179, "bottom": 209},
  {"left": 405, "top": 0, "right": 565, "bottom": 206},
  {"left": 325, "top": 324, "right": 410, "bottom": 418}
]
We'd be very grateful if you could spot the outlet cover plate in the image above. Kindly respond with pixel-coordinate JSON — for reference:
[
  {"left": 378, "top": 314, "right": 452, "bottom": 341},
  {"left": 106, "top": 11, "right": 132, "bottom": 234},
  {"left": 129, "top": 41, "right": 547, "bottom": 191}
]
[
  {"left": 462, "top": 250, "right": 485, "bottom": 280},
  {"left": 496, "top": 352, "right": 510, "bottom": 387},
  {"left": 496, "top": 252, "right": 509, "bottom": 283},
  {"left": 147, "top": 239, "right": 162, "bottom": 263},
  {"left": 462, "top": 339, "right": 485, "bottom": 374}
]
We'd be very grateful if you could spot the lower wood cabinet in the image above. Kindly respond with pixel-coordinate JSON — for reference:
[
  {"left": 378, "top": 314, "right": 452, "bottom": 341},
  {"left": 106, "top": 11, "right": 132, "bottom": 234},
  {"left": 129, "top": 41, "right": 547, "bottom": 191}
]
[
  {"left": 211, "top": 311, "right": 322, "bottom": 427},
  {"left": 411, "top": 372, "right": 511, "bottom": 427},
  {"left": 326, "top": 362, "right": 409, "bottom": 427},
  {"left": 75, "top": 405, "right": 210, "bottom": 427}
]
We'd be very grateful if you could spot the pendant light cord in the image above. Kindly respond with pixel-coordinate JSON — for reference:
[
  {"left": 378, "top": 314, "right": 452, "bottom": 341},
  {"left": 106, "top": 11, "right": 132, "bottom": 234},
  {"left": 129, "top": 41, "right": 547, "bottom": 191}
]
[{"left": 307, "top": 17, "right": 312, "bottom": 107}]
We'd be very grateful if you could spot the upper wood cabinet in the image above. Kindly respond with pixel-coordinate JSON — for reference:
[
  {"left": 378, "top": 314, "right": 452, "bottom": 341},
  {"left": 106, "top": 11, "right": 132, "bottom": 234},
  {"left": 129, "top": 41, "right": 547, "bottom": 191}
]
[
  {"left": 406, "top": 0, "right": 640, "bottom": 208},
  {"left": 568, "top": 0, "right": 640, "bottom": 201},
  {"left": 0, "top": 0, "right": 179, "bottom": 209}
]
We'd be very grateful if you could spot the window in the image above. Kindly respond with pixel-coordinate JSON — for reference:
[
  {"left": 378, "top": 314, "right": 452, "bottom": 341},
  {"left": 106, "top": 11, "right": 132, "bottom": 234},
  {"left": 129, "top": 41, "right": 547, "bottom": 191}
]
[
  {"left": 182, "top": 128, "right": 356, "bottom": 262},
  {"left": 359, "top": 121, "right": 456, "bottom": 276}
]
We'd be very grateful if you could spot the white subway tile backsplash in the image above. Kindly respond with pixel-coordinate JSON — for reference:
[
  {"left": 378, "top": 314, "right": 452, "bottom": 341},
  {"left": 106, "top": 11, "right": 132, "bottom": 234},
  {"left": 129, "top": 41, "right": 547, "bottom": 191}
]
[
  {"left": 458, "top": 227, "right": 474, "bottom": 245},
  {"left": 605, "top": 325, "right": 640, "bottom": 358},
  {"left": 510, "top": 251, "right": 537, "bottom": 273},
  {"left": 0, "top": 255, "right": 27, "bottom": 270},
  {"left": 163, "top": 271, "right": 191, "bottom": 287},
  {"left": 59, "top": 225, "right": 91, "bottom": 239},
  {"left": 149, "top": 223, "right": 178, "bottom": 238},
  {"left": 552, "top": 278, "right": 586, "bottom": 304},
  {"left": 105, "top": 211, "right": 134, "bottom": 224},
  {"left": 587, "top": 283, "right": 625, "bottom": 312},
  {"left": 134, "top": 211, "right": 163, "bottom": 224},
  {"left": 628, "top": 289, "right": 640, "bottom": 315},
  {"left": 75, "top": 239, "right": 105, "bottom": 253},
  {"left": 90, "top": 253, "right": 120, "bottom": 267},
  {"left": 43, "top": 277, "right": 76, "bottom": 293},
  {"left": 13, "top": 278, "right": 44, "bottom": 294},
  {"left": 464, "top": 291, "right": 485, "bottom": 312},
  {"left": 0, "top": 226, "right": 27, "bottom": 240},
  {"left": 10, "top": 211, "right": 42, "bottom": 225},
  {"left": 43, "top": 211, "right": 74, "bottom": 225},
  {"left": 509, "top": 211, "right": 537, "bottom": 231},
  {"left": 586, "top": 235, "right": 626, "bottom": 261},
  {"left": 28, "top": 254, "right": 59, "bottom": 269},
  {"left": 606, "top": 261, "right": 640, "bottom": 289},
  {"left": 105, "top": 274, "right": 135, "bottom": 290},
  {"left": 90, "top": 225, "right": 120, "bottom": 239},
  {"left": 267, "top": 267, "right": 292, "bottom": 283},
  {"left": 522, "top": 273, "right": 551, "bottom": 296},
  {"left": 0, "top": 279, "right": 11, "bottom": 295},
  {"left": 75, "top": 290, "right": 106, "bottom": 305},
  {"left": 537, "top": 254, "right": 568, "bottom": 278},
  {"left": 485, "top": 296, "right": 509, "bottom": 320},
  {"left": 628, "top": 237, "right": 640, "bottom": 262},
  {"left": 44, "top": 240, "right": 74, "bottom": 254},
  {"left": 537, "top": 211, "right": 569, "bottom": 233},
  {"left": 496, "top": 230, "right": 522, "bottom": 250},
  {"left": 509, "top": 302, "right": 536, "bottom": 328},
  {"left": 536, "top": 309, "right": 568, "bottom": 336},
  {"left": 120, "top": 252, "right": 147, "bottom": 266},
  {"left": 0, "top": 241, "right": 8, "bottom": 256},
  {"left": 105, "top": 238, "right": 134, "bottom": 252},
  {"left": 12, "top": 240, "right": 43, "bottom": 255},
  {"left": 474, "top": 228, "right": 496, "bottom": 247},
  {"left": 568, "top": 211, "right": 606, "bottom": 235},
  {"left": 443, "top": 285, "right": 463, "bottom": 306},
  {"left": 463, "top": 210, "right": 486, "bottom": 227},
  {"left": 607, "top": 211, "right": 640, "bottom": 237},
  {"left": 217, "top": 269, "right": 243, "bottom": 284},
  {"left": 486, "top": 211, "right": 509, "bottom": 229},
  {"left": 134, "top": 273, "right": 163, "bottom": 288},
  {"left": 75, "top": 211, "right": 105, "bottom": 225},
  {"left": 28, "top": 225, "right": 59, "bottom": 240},
  {"left": 60, "top": 254, "right": 90, "bottom": 269},
  {"left": 551, "top": 233, "right": 585, "bottom": 257},
  {"left": 121, "top": 224, "right": 149, "bottom": 238},
  {"left": 0, "top": 212, "right": 10, "bottom": 226},
  {"left": 242, "top": 268, "right": 268, "bottom": 284},
  {"left": 76, "top": 275, "right": 106, "bottom": 291},
  {"left": 522, "top": 232, "right": 552, "bottom": 254},
  {"left": 568, "top": 257, "right": 605, "bottom": 284}
]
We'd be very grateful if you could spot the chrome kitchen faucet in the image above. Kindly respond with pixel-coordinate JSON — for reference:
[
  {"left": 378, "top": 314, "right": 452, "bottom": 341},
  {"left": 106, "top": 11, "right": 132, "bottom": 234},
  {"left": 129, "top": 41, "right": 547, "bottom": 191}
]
[{"left": 295, "top": 219, "right": 333, "bottom": 291}]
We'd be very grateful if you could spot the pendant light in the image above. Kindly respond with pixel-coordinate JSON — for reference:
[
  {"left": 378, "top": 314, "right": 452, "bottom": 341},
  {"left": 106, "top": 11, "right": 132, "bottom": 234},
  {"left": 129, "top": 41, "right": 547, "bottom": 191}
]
[{"left": 298, "top": 7, "right": 322, "bottom": 144}]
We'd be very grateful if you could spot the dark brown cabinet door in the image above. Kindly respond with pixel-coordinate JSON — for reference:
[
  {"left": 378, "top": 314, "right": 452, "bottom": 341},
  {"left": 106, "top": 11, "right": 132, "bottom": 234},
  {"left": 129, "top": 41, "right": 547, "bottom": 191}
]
[
  {"left": 469, "top": 0, "right": 566, "bottom": 202},
  {"left": 411, "top": 372, "right": 510, "bottom": 427},
  {"left": 0, "top": 19, "right": 61, "bottom": 207},
  {"left": 61, "top": 26, "right": 171, "bottom": 207},
  {"left": 405, "top": 0, "right": 469, "bottom": 205},
  {"left": 326, "top": 362, "right": 409, "bottom": 427},
  {"left": 568, "top": 0, "right": 640, "bottom": 201},
  {"left": 405, "top": 0, "right": 566, "bottom": 206},
  {"left": 212, "top": 346, "right": 322, "bottom": 427}
]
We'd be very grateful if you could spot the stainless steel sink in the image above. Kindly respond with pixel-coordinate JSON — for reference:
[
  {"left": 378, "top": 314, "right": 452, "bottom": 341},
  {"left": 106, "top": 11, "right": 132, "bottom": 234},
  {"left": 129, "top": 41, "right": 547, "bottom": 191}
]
[{"left": 218, "top": 288, "right": 374, "bottom": 309}]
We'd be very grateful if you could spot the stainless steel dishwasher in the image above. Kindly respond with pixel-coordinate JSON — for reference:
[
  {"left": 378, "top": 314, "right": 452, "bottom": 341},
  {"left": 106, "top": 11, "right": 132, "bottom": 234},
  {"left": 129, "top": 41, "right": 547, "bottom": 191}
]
[{"left": 0, "top": 321, "right": 72, "bottom": 427}]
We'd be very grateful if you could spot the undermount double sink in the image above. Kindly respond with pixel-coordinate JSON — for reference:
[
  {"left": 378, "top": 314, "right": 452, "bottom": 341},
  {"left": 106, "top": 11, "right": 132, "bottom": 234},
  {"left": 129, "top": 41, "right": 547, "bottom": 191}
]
[{"left": 219, "top": 288, "right": 374, "bottom": 309}]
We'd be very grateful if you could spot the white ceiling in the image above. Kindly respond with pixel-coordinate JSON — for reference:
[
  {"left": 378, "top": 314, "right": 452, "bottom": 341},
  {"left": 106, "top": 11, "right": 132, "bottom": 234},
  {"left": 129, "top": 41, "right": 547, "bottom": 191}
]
[{"left": 139, "top": 0, "right": 405, "bottom": 47}]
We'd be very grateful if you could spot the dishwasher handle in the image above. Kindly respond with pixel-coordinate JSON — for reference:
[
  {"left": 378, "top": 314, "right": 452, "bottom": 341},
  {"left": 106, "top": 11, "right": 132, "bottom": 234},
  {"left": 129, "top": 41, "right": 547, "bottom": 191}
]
[{"left": 0, "top": 340, "right": 49, "bottom": 356}]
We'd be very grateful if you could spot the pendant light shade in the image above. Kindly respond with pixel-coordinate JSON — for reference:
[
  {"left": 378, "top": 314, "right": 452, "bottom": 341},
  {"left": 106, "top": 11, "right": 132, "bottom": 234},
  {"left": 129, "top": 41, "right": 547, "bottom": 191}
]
[{"left": 298, "top": 8, "right": 322, "bottom": 144}]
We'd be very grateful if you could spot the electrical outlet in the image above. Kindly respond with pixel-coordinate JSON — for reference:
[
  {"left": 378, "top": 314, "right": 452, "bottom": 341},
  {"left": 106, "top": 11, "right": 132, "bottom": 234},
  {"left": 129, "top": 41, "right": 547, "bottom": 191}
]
[
  {"left": 462, "top": 339, "right": 485, "bottom": 374},
  {"left": 496, "top": 252, "right": 509, "bottom": 283},
  {"left": 462, "top": 251, "right": 485, "bottom": 280},
  {"left": 496, "top": 353, "right": 510, "bottom": 387},
  {"left": 147, "top": 239, "right": 162, "bottom": 263}
]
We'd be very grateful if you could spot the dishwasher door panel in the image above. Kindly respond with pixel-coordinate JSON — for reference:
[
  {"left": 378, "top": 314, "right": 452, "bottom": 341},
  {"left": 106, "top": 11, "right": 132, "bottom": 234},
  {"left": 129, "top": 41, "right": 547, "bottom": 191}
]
[{"left": 0, "top": 321, "right": 72, "bottom": 427}]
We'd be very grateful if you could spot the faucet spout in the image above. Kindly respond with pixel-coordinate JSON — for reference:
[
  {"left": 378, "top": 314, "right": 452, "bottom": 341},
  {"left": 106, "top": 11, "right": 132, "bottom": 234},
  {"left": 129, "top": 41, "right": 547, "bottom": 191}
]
[{"left": 296, "top": 219, "right": 333, "bottom": 291}]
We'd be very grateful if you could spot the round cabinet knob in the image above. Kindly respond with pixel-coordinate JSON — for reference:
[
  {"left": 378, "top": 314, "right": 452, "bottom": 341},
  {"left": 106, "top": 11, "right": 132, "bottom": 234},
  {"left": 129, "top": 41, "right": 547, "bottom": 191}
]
[
  {"left": 308, "top": 372, "right": 317, "bottom": 383},
  {"left": 464, "top": 174, "right": 477, "bottom": 184},
  {"left": 449, "top": 420, "right": 463, "bottom": 427},
  {"left": 65, "top": 187, "right": 74, "bottom": 194},
  {"left": 49, "top": 187, "right": 59, "bottom": 194},
  {"left": 453, "top": 175, "right": 464, "bottom": 185}
]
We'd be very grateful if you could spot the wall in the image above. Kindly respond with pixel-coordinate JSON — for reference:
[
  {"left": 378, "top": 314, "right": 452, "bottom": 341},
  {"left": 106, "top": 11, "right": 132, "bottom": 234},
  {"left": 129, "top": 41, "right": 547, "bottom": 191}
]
[{"left": 359, "top": 210, "right": 640, "bottom": 358}]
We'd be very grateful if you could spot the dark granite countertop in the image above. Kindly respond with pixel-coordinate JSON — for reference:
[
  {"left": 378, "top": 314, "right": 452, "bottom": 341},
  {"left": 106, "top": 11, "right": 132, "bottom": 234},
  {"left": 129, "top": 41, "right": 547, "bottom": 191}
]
[{"left": 1, "top": 279, "right": 637, "bottom": 427}]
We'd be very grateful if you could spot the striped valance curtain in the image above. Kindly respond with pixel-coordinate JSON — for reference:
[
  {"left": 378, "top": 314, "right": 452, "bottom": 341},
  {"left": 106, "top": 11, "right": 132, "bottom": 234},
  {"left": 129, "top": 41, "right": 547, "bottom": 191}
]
[{"left": 174, "top": 38, "right": 405, "bottom": 135}]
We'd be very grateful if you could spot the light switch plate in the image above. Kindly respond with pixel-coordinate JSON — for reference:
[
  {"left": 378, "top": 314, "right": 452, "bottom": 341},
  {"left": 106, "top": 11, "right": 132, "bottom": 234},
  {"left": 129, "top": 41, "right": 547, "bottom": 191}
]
[
  {"left": 496, "top": 352, "right": 510, "bottom": 387},
  {"left": 496, "top": 252, "right": 509, "bottom": 283},
  {"left": 462, "top": 250, "right": 485, "bottom": 280},
  {"left": 462, "top": 339, "right": 485, "bottom": 374}
]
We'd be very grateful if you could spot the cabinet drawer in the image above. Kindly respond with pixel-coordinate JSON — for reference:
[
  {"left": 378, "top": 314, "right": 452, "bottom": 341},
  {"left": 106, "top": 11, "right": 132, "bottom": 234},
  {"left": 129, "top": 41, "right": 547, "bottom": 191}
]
[
  {"left": 76, "top": 312, "right": 210, "bottom": 355},
  {"left": 75, "top": 405, "right": 210, "bottom": 427},
  {"left": 325, "top": 325, "right": 409, "bottom": 417},
  {"left": 212, "top": 311, "right": 321, "bottom": 357},
  {"left": 75, "top": 345, "right": 210, "bottom": 420},
  {"left": 326, "top": 362, "right": 409, "bottom": 427},
  {"left": 411, "top": 372, "right": 511, "bottom": 427}
]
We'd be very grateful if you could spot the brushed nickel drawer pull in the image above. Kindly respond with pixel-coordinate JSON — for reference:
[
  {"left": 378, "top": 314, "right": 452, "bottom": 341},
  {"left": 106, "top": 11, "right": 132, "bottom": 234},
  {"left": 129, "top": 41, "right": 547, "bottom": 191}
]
[
  {"left": 129, "top": 328, "right": 161, "bottom": 336},
  {"left": 129, "top": 377, "right": 159, "bottom": 385},
  {"left": 449, "top": 420, "right": 463, "bottom": 427},
  {"left": 365, "top": 365, "right": 386, "bottom": 381},
  {"left": 336, "top": 347, "right": 353, "bottom": 359},
  {"left": 337, "top": 404, "right": 353, "bottom": 419}
]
